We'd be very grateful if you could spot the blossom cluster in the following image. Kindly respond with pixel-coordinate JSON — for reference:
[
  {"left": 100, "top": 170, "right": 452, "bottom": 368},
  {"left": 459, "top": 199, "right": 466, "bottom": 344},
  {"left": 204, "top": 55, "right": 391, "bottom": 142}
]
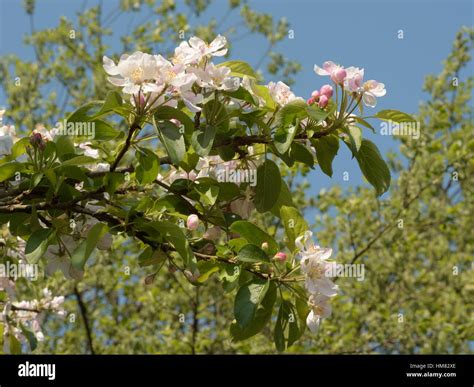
[
  {"left": 314, "top": 60, "right": 386, "bottom": 107},
  {"left": 295, "top": 231, "right": 338, "bottom": 333},
  {"left": 103, "top": 35, "right": 238, "bottom": 112}
]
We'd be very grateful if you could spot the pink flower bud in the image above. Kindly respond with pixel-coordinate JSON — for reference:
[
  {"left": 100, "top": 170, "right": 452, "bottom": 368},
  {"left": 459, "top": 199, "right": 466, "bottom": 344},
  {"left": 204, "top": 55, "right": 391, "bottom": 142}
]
[
  {"left": 138, "top": 93, "right": 146, "bottom": 108},
  {"left": 331, "top": 68, "right": 347, "bottom": 84},
  {"left": 307, "top": 97, "right": 316, "bottom": 105},
  {"left": 274, "top": 252, "right": 287, "bottom": 262},
  {"left": 318, "top": 95, "right": 329, "bottom": 108},
  {"left": 311, "top": 90, "right": 320, "bottom": 99},
  {"left": 29, "top": 132, "right": 43, "bottom": 147},
  {"left": 319, "top": 84, "right": 333, "bottom": 98},
  {"left": 186, "top": 214, "right": 199, "bottom": 230}
]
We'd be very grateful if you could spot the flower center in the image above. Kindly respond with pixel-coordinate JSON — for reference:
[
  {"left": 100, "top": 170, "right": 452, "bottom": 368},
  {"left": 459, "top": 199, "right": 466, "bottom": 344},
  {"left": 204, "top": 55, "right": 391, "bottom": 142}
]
[{"left": 131, "top": 67, "right": 144, "bottom": 83}]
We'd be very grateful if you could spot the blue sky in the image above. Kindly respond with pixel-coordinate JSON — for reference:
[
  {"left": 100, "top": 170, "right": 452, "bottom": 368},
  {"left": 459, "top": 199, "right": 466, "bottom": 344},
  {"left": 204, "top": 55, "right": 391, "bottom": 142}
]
[{"left": 0, "top": 0, "right": 472, "bottom": 200}]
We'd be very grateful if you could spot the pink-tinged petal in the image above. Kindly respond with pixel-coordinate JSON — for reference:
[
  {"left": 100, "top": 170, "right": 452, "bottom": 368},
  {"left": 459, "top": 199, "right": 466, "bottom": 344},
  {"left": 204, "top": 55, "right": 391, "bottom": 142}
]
[
  {"left": 332, "top": 68, "right": 347, "bottom": 84},
  {"left": 323, "top": 61, "right": 338, "bottom": 73},
  {"left": 314, "top": 64, "right": 330, "bottom": 76},
  {"left": 319, "top": 85, "right": 333, "bottom": 98},
  {"left": 363, "top": 92, "right": 377, "bottom": 108},
  {"left": 318, "top": 95, "right": 329, "bottom": 108}
]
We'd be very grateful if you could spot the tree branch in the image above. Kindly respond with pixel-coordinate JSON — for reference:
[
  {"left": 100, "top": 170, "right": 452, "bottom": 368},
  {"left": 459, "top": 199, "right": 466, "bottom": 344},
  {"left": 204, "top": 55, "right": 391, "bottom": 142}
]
[{"left": 73, "top": 286, "right": 95, "bottom": 355}]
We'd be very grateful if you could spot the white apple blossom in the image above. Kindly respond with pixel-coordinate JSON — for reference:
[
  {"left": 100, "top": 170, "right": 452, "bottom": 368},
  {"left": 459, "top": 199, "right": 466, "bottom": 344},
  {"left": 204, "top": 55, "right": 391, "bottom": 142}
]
[
  {"left": 314, "top": 61, "right": 347, "bottom": 84},
  {"left": 344, "top": 66, "right": 365, "bottom": 92},
  {"left": 306, "top": 294, "right": 332, "bottom": 333},
  {"left": 190, "top": 63, "right": 240, "bottom": 91},
  {"left": 266, "top": 81, "right": 300, "bottom": 106},
  {"left": 361, "top": 80, "right": 387, "bottom": 107},
  {"left": 173, "top": 35, "right": 228, "bottom": 65},
  {"left": 296, "top": 231, "right": 338, "bottom": 297},
  {"left": 79, "top": 142, "right": 99, "bottom": 159},
  {"left": 103, "top": 52, "right": 163, "bottom": 94},
  {"left": 87, "top": 162, "right": 110, "bottom": 173}
]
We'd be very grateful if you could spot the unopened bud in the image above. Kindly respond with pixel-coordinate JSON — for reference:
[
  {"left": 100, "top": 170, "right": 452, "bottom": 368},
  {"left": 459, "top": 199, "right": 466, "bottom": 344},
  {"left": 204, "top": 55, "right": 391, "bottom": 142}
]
[
  {"left": 186, "top": 214, "right": 199, "bottom": 230},
  {"left": 273, "top": 252, "right": 287, "bottom": 262}
]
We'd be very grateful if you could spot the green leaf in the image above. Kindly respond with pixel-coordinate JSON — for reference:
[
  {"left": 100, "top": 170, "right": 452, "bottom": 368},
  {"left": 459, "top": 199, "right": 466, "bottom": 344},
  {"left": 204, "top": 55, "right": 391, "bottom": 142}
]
[
  {"left": 274, "top": 124, "right": 297, "bottom": 154},
  {"left": 91, "top": 91, "right": 123, "bottom": 119},
  {"left": 8, "top": 137, "right": 30, "bottom": 160},
  {"left": 274, "top": 300, "right": 305, "bottom": 352},
  {"left": 374, "top": 109, "right": 416, "bottom": 123},
  {"left": 230, "top": 221, "right": 279, "bottom": 255},
  {"left": 280, "top": 206, "right": 309, "bottom": 251},
  {"left": 237, "top": 244, "right": 269, "bottom": 263},
  {"left": 138, "top": 246, "right": 167, "bottom": 267},
  {"left": 92, "top": 120, "right": 120, "bottom": 140},
  {"left": 218, "top": 60, "right": 257, "bottom": 78},
  {"left": 255, "top": 159, "right": 281, "bottom": 213},
  {"left": 193, "top": 178, "right": 220, "bottom": 205},
  {"left": 191, "top": 125, "right": 216, "bottom": 156},
  {"left": 148, "top": 221, "right": 197, "bottom": 271},
  {"left": 289, "top": 142, "right": 315, "bottom": 167},
  {"left": 196, "top": 261, "right": 221, "bottom": 283},
  {"left": 313, "top": 135, "right": 339, "bottom": 177},
  {"left": 306, "top": 104, "right": 331, "bottom": 122},
  {"left": 67, "top": 101, "right": 102, "bottom": 123},
  {"left": 20, "top": 324, "right": 38, "bottom": 351},
  {"left": 179, "top": 151, "right": 199, "bottom": 173},
  {"left": 223, "top": 87, "right": 257, "bottom": 105},
  {"left": 55, "top": 136, "right": 75, "bottom": 160},
  {"left": 230, "top": 281, "right": 276, "bottom": 341},
  {"left": 354, "top": 116, "right": 376, "bottom": 133},
  {"left": 203, "top": 99, "right": 229, "bottom": 132},
  {"left": 56, "top": 155, "right": 97, "bottom": 168},
  {"left": 154, "top": 106, "right": 194, "bottom": 137},
  {"left": 9, "top": 333, "right": 22, "bottom": 354},
  {"left": 252, "top": 85, "right": 277, "bottom": 110},
  {"left": 270, "top": 178, "right": 295, "bottom": 217},
  {"left": 136, "top": 147, "right": 159, "bottom": 184},
  {"left": 343, "top": 125, "right": 362, "bottom": 155},
  {"left": 234, "top": 279, "right": 270, "bottom": 328},
  {"left": 277, "top": 100, "right": 329, "bottom": 128},
  {"left": 71, "top": 222, "right": 108, "bottom": 271},
  {"left": 0, "top": 162, "right": 25, "bottom": 182},
  {"left": 276, "top": 100, "right": 307, "bottom": 127},
  {"left": 355, "top": 139, "right": 391, "bottom": 196},
  {"left": 154, "top": 119, "right": 185, "bottom": 165},
  {"left": 25, "top": 228, "right": 54, "bottom": 263}
]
